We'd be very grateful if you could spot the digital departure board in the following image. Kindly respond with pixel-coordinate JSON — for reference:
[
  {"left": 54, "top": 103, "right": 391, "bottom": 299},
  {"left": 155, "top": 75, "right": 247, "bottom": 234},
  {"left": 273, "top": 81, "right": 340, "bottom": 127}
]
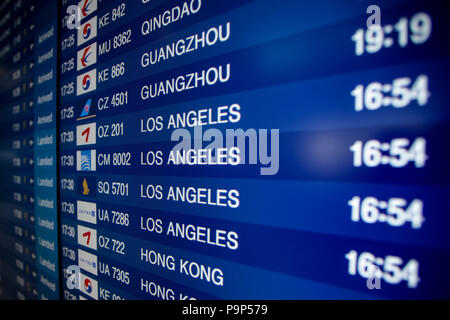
[
  {"left": 0, "top": 0, "right": 449, "bottom": 301},
  {"left": 0, "top": 0, "right": 59, "bottom": 300}
]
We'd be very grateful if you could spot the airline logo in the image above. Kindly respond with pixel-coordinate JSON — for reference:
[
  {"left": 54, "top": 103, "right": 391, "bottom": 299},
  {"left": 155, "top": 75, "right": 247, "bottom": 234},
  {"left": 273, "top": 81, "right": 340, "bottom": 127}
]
[
  {"left": 76, "top": 122, "right": 96, "bottom": 146},
  {"left": 76, "top": 149, "right": 96, "bottom": 171},
  {"left": 82, "top": 178, "right": 90, "bottom": 195},
  {"left": 76, "top": 69, "right": 96, "bottom": 96},
  {"left": 77, "top": 225, "right": 97, "bottom": 250},
  {"left": 78, "top": 249, "right": 98, "bottom": 276},
  {"left": 77, "top": 16, "right": 97, "bottom": 46},
  {"left": 78, "top": 98, "right": 95, "bottom": 121},
  {"left": 79, "top": 273, "right": 98, "bottom": 300},
  {"left": 77, "top": 176, "right": 96, "bottom": 196},
  {"left": 77, "top": 43, "right": 97, "bottom": 71},
  {"left": 78, "top": 0, "right": 97, "bottom": 20},
  {"left": 77, "top": 200, "right": 97, "bottom": 224}
]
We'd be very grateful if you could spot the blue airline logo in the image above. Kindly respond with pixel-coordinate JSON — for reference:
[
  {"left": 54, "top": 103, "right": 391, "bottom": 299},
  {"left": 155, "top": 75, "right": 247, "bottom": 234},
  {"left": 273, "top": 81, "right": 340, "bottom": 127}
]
[{"left": 77, "top": 149, "right": 96, "bottom": 171}]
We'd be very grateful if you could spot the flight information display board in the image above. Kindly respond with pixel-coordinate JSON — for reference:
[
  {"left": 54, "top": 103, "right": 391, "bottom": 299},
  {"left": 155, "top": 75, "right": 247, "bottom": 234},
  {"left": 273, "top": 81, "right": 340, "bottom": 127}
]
[
  {"left": 0, "top": 0, "right": 59, "bottom": 300},
  {"left": 0, "top": 0, "right": 448, "bottom": 301},
  {"left": 56, "top": 0, "right": 450, "bottom": 300}
]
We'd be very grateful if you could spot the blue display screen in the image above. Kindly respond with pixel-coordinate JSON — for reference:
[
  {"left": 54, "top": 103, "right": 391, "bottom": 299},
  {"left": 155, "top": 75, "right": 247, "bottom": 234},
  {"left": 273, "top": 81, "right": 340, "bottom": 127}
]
[{"left": 0, "top": 0, "right": 449, "bottom": 300}]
